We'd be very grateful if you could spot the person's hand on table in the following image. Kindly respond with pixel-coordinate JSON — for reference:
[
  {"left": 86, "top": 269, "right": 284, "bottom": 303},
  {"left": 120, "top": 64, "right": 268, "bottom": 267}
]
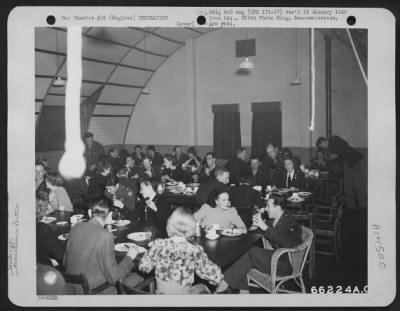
[
  {"left": 126, "top": 245, "right": 139, "bottom": 260},
  {"left": 113, "top": 199, "right": 124, "bottom": 209},
  {"left": 252, "top": 213, "right": 268, "bottom": 231}
]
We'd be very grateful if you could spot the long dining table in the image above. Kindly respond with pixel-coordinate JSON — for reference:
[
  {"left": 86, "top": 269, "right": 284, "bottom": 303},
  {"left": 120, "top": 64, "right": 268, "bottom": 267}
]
[{"left": 46, "top": 210, "right": 263, "bottom": 271}]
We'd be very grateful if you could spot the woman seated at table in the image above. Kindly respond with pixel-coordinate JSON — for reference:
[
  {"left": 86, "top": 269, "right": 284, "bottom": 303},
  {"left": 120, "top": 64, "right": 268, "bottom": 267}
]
[
  {"left": 272, "top": 156, "right": 306, "bottom": 192},
  {"left": 129, "top": 180, "right": 172, "bottom": 229},
  {"left": 182, "top": 147, "right": 201, "bottom": 169},
  {"left": 139, "top": 207, "right": 223, "bottom": 294},
  {"left": 46, "top": 170, "right": 73, "bottom": 212},
  {"left": 194, "top": 188, "right": 247, "bottom": 233},
  {"left": 87, "top": 159, "right": 113, "bottom": 200},
  {"left": 161, "top": 154, "right": 185, "bottom": 183},
  {"left": 36, "top": 191, "right": 65, "bottom": 267}
]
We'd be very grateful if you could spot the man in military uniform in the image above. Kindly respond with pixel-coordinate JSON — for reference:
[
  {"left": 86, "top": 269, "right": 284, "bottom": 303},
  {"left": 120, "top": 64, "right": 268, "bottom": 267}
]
[
  {"left": 216, "top": 194, "right": 302, "bottom": 293},
  {"left": 105, "top": 176, "right": 136, "bottom": 218}
]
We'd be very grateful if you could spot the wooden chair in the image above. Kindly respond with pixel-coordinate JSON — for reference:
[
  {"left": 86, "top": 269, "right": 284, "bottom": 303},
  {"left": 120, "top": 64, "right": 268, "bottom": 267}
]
[
  {"left": 63, "top": 273, "right": 114, "bottom": 294},
  {"left": 311, "top": 193, "right": 345, "bottom": 264},
  {"left": 247, "top": 226, "right": 314, "bottom": 294},
  {"left": 117, "top": 275, "right": 156, "bottom": 295}
]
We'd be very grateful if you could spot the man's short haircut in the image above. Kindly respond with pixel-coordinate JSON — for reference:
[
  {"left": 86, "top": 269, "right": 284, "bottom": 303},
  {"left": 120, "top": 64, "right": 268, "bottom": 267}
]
[
  {"left": 108, "top": 147, "right": 118, "bottom": 154},
  {"left": 140, "top": 179, "right": 154, "bottom": 189},
  {"left": 206, "top": 151, "right": 216, "bottom": 158},
  {"left": 214, "top": 166, "right": 228, "bottom": 178},
  {"left": 83, "top": 132, "right": 94, "bottom": 139},
  {"left": 142, "top": 155, "right": 151, "bottom": 162},
  {"left": 187, "top": 146, "right": 197, "bottom": 156},
  {"left": 249, "top": 155, "right": 260, "bottom": 162},
  {"left": 46, "top": 170, "right": 64, "bottom": 187},
  {"left": 135, "top": 145, "right": 142, "bottom": 150},
  {"left": 269, "top": 194, "right": 286, "bottom": 209},
  {"left": 316, "top": 137, "right": 328, "bottom": 148},
  {"left": 236, "top": 147, "right": 246, "bottom": 156},
  {"left": 238, "top": 177, "right": 255, "bottom": 186},
  {"left": 90, "top": 196, "right": 112, "bottom": 217},
  {"left": 163, "top": 154, "right": 176, "bottom": 165},
  {"left": 266, "top": 142, "right": 278, "bottom": 149},
  {"left": 147, "top": 145, "right": 156, "bottom": 152},
  {"left": 173, "top": 146, "right": 181, "bottom": 152},
  {"left": 166, "top": 207, "right": 197, "bottom": 239},
  {"left": 106, "top": 175, "right": 119, "bottom": 187}
]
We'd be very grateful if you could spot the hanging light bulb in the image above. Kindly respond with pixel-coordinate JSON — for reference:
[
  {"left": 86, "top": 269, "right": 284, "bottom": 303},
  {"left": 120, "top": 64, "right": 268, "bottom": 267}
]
[
  {"left": 141, "top": 29, "right": 150, "bottom": 95},
  {"left": 239, "top": 29, "right": 254, "bottom": 70},
  {"left": 53, "top": 29, "right": 66, "bottom": 87},
  {"left": 59, "top": 27, "right": 86, "bottom": 179},
  {"left": 290, "top": 29, "right": 302, "bottom": 86}
]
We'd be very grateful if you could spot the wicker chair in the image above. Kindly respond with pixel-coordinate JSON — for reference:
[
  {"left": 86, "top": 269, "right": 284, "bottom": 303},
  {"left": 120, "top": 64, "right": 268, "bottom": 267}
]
[{"left": 247, "top": 226, "right": 314, "bottom": 293}]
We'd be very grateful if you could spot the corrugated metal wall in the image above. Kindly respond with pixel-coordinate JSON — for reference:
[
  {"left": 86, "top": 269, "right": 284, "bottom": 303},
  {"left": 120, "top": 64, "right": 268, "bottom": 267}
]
[{"left": 88, "top": 116, "right": 130, "bottom": 146}]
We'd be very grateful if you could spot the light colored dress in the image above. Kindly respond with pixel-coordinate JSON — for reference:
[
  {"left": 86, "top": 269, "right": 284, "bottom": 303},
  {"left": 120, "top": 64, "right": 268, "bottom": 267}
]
[
  {"left": 193, "top": 204, "right": 246, "bottom": 230},
  {"left": 139, "top": 236, "right": 222, "bottom": 294},
  {"left": 49, "top": 187, "right": 73, "bottom": 212}
]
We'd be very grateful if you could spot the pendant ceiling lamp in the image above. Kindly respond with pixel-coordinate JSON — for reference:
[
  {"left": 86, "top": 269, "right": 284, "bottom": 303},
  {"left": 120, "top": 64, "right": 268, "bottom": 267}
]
[
  {"left": 53, "top": 29, "right": 66, "bottom": 87},
  {"left": 239, "top": 29, "right": 254, "bottom": 70},
  {"left": 141, "top": 29, "right": 150, "bottom": 95},
  {"left": 290, "top": 29, "right": 301, "bottom": 86}
]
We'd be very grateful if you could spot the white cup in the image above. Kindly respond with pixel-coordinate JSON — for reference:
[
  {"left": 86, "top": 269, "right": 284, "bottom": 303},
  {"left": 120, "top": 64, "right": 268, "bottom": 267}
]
[
  {"left": 70, "top": 215, "right": 78, "bottom": 224},
  {"left": 266, "top": 185, "right": 272, "bottom": 191}
]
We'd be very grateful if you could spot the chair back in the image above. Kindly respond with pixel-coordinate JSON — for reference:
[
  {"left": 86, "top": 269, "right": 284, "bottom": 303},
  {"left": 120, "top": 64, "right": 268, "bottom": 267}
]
[
  {"left": 288, "top": 226, "right": 314, "bottom": 276},
  {"left": 63, "top": 273, "right": 90, "bottom": 294},
  {"left": 332, "top": 194, "right": 346, "bottom": 232}
]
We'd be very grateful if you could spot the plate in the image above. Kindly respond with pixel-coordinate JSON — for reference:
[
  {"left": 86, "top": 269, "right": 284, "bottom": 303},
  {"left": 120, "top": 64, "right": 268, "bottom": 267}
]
[
  {"left": 56, "top": 221, "right": 68, "bottom": 226},
  {"left": 221, "top": 228, "right": 243, "bottom": 237},
  {"left": 298, "top": 192, "right": 312, "bottom": 197},
  {"left": 114, "top": 243, "right": 147, "bottom": 253},
  {"left": 115, "top": 220, "right": 131, "bottom": 227},
  {"left": 127, "top": 232, "right": 150, "bottom": 242},
  {"left": 205, "top": 234, "right": 220, "bottom": 240},
  {"left": 166, "top": 181, "right": 179, "bottom": 186},
  {"left": 186, "top": 183, "right": 200, "bottom": 187},
  {"left": 169, "top": 189, "right": 182, "bottom": 194},
  {"left": 41, "top": 216, "right": 56, "bottom": 224},
  {"left": 58, "top": 233, "right": 69, "bottom": 241},
  {"left": 288, "top": 196, "right": 305, "bottom": 202}
]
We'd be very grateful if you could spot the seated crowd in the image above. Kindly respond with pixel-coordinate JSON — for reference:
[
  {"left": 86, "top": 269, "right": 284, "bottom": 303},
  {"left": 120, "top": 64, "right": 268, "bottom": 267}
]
[{"left": 36, "top": 132, "right": 332, "bottom": 295}]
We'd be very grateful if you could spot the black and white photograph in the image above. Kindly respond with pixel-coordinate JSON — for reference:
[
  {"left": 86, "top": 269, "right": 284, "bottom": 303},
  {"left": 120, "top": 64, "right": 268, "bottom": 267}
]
[{"left": 7, "top": 6, "right": 396, "bottom": 308}]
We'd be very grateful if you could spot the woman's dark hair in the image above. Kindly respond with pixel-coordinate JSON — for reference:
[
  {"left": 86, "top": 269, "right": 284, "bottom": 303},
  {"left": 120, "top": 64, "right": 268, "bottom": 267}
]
[
  {"left": 282, "top": 147, "right": 293, "bottom": 158},
  {"left": 249, "top": 154, "right": 260, "bottom": 162},
  {"left": 147, "top": 145, "right": 156, "bottom": 152},
  {"left": 316, "top": 137, "right": 328, "bottom": 148},
  {"left": 208, "top": 187, "right": 229, "bottom": 208},
  {"left": 108, "top": 147, "right": 118, "bottom": 155},
  {"left": 187, "top": 146, "right": 197, "bottom": 157},
  {"left": 163, "top": 154, "right": 176, "bottom": 165},
  {"left": 46, "top": 170, "right": 64, "bottom": 187},
  {"left": 268, "top": 194, "right": 286, "bottom": 209}
]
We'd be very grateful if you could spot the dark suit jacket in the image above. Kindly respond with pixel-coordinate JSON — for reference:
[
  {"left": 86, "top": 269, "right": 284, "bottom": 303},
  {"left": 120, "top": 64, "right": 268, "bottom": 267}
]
[
  {"left": 64, "top": 218, "right": 134, "bottom": 294},
  {"left": 37, "top": 222, "right": 65, "bottom": 267},
  {"left": 162, "top": 166, "right": 185, "bottom": 182},
  {"left": 198, "top": 166, "right": 215, "bottom": 184},
  {"left": 150, "top": 152, "right": 164, "bottom": 167},
  {"left": 195, "top": 178, "right": 228, "bottom": 206},
  {"left": 229, "top": 185, "right": 264, "bottom": 227},
  {"left": 87, "top": 174, "right": 108, "bottom": 200},
  {"left": 274, "top": 170, "right": 306, "bottom": 191},
  {"left": 226, "top": 158, "right": 252, "bottom": 185},
  {"left": 130, "top": 195, "right": 172, "bottom": 230},
  {"left": 84, "top": 140, "right": 105, "bottom": 167},
  {"left": 248, "top": 168, "right": 270, "bottom": 188},
  {"left": 138, "top": 166, "right": 162, "bottom": 183},
  {"left": 264, "top": 211, "right": 302, "bottom": 250}
]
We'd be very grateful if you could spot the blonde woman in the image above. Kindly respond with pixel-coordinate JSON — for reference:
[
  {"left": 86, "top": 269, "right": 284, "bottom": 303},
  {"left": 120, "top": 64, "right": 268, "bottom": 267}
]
[{"left": 139, "top": 207, "right": 223, "bottom": 294}]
